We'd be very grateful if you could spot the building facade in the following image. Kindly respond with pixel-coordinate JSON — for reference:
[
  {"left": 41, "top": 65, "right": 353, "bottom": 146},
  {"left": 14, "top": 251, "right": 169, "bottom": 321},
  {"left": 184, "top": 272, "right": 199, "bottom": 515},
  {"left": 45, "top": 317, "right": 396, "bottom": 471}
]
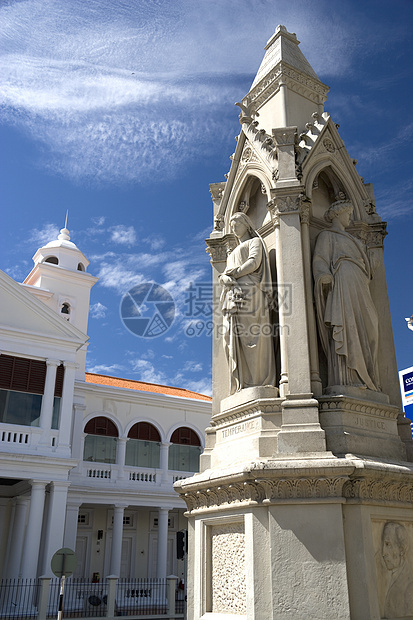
[{"left": 0, "top": 225, "right": 211, "bottom": 582}]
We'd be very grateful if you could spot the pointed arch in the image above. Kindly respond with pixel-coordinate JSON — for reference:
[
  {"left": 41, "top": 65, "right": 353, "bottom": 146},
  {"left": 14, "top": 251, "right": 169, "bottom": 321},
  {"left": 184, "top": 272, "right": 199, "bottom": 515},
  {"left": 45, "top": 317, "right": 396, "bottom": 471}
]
[{"left": 226, "top": 166, "right": 272, "bottom": 232}]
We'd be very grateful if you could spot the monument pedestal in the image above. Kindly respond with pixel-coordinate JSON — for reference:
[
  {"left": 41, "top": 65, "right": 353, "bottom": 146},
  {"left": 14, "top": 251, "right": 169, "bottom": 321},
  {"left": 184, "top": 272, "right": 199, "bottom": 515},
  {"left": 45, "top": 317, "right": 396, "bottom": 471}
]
[{"left": 176, "top": 456, "right": 413, "bottom": 620}]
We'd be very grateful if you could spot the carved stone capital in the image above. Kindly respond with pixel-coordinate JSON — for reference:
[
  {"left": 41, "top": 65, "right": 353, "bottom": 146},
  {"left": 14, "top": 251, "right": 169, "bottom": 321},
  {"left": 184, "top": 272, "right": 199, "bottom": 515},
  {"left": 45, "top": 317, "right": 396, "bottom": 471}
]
[
  {"left": 210, "top": 182, "right": 226, "bottom": 204},
  {"left": 272, "top": 126, "right": 297, "bottom": 146},
  {"left": 205, "top": 235, "right": 238, "bottom": 264}
]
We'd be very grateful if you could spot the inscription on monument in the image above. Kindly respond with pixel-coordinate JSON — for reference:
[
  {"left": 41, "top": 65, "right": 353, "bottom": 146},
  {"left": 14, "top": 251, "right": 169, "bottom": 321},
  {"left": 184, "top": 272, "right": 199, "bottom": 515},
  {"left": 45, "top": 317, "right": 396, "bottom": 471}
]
[
  {"left": 354, "top": 416, "right": 386, "bottom": 431},
  {"left": 220, "top": 419, "right": 259, "bottom": 440}
]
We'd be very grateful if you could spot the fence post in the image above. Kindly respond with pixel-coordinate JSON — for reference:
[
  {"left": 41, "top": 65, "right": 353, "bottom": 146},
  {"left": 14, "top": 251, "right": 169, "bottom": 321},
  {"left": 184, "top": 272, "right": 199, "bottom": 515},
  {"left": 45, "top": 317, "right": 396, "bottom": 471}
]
[
  {"left": 38, "top": 577, "right": 51, "bottom": 620},
  {"left": 167, "top": 575, "right": 178, "bottom": 615},
  {"left": 106, "top": 575, "right": 118, "bottom": 619}
]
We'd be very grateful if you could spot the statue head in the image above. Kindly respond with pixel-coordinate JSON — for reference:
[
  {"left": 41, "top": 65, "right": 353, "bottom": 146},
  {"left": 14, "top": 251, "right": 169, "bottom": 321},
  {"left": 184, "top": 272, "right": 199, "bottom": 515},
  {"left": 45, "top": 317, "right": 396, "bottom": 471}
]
[
  {"left": 324, "top": 200, "right": 353, "bottom": 223},
  {"left": 382, "top": 522, "right": 409, "bottom": 571},
  {"left": 230, "top": 212, "right": 257, "bottom": 239}
]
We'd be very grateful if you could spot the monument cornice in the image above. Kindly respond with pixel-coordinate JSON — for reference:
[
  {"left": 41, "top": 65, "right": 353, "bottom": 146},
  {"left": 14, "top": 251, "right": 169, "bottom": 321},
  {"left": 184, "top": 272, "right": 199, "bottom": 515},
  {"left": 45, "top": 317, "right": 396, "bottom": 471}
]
[
  {"left": 243, "top": 61, "right": 329, "bottom": 112},
  {"left": 175, "top": 458, "right": 413, "bottom": 514}
]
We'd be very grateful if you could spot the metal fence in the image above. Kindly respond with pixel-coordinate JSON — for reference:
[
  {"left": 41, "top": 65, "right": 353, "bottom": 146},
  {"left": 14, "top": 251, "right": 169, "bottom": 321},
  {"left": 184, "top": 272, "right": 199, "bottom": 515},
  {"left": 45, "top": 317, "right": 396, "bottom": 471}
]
[
  {"left": 0, "top": 577, "right": 182, "bottom": 619},
  {"left": 115, "top": 579, "right": 167, "bottom": 615},
  {"left": 47, "top": 579, "right": 108, "bottom": 617},
  {"left": 0, "top": 579, "right": 39, "bottom": 618}
]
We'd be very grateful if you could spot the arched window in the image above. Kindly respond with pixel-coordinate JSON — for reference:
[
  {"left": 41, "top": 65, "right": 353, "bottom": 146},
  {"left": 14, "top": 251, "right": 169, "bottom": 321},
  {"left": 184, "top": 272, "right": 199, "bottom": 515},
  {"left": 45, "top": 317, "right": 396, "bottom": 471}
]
[
  {"left": 61, "top": 303, "right": 71, "bottom": 320},
  {"left": 44, "top": 256, "right": 59, "bottom": 265},
  {"left": 77, "top": 263, "right": 85, "bottom": 271},
  {"left": 83, "top": 416, "right": 118, "bottom": 464},
  {"left": 168, "top": 427, "right": 201, "bottom": 473},
  {"left": 125, "top": 422, "right": 161, "bottom": 468}
]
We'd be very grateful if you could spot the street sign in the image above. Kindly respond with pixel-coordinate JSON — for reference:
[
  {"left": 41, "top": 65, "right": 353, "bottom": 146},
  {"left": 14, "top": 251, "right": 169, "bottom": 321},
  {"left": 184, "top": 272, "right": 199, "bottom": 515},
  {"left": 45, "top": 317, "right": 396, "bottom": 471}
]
[{"left": 51, "top": 548, "right": 77, "bottom": 579}]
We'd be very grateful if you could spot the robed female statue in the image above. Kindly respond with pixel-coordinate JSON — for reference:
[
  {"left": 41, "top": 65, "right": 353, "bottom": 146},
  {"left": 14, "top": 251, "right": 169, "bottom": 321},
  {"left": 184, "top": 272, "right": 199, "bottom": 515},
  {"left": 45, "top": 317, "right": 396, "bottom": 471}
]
[
  {"left": 313, "top": 200, "right": 380, "bottom": 392},
  {"left": 219, "top": 212, "right": 276, "bottom": 394}
]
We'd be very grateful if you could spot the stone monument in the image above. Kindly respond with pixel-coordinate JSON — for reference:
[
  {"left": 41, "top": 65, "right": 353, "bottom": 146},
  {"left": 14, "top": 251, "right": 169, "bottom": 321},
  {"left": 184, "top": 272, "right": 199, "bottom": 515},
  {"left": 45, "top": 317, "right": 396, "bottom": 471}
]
[{"left": 175, "top": 26, "right": 413, "bottom": 619}]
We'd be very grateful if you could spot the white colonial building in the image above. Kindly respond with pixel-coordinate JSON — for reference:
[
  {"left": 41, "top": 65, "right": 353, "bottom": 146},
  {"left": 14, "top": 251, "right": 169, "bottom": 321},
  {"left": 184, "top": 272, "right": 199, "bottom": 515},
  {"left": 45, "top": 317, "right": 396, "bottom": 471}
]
[{"left": 0, "top": 225, "right": 211, "bottom": 582}]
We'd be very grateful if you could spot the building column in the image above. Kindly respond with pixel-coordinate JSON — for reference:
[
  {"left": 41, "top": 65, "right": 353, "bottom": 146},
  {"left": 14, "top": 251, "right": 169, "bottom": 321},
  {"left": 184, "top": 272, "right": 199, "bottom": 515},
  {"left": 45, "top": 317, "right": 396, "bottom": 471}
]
[
  {"left": 40, "top": 482, "right": 71, "bottom": 576},
  {"left": 39, "top": 360, "right": 60, "bottom": 445},
  {"left": 71, "top": 402, "right": 86, "bottom": 465},
  {"left": 63, "top": 501, "right": 82, "bottom": 551},
  {"left": 109, "top": 504, "right": 127, "bottom": 577},
  {"left": 116, "top": 437, "right": 128, "bottom": 479},
  {"left": 58, "top": 361, "right": 78, "bottom": 452},
  {"left": 6, "top": 497, "right": 28, "bottom": 578},
  {"left": 20, "top": 481, "right": 48, "bottom": 578},
  {"left": 156, "top": 508, "right": 170, "bottom": 579},
  {"left": 160, "top": 442, "right": 171, "bottom": 483}
]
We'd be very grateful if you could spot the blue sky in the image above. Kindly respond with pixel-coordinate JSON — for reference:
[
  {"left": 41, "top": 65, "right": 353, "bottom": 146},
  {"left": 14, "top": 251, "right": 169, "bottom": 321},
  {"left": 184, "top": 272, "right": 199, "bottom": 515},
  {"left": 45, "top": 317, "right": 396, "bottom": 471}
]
[{"left": 1, "top": 0, "right": 412, "bottom": 396}]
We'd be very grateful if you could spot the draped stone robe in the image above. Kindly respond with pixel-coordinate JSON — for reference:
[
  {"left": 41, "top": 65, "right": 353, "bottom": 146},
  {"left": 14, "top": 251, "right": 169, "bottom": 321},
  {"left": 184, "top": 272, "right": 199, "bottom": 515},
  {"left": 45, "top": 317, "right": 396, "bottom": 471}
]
[
  {"left": 313, "top": 228, "right": 380, "bottom": 391},
  {"left": 220, "top": 236, "right": 276, "bottom": 394}
]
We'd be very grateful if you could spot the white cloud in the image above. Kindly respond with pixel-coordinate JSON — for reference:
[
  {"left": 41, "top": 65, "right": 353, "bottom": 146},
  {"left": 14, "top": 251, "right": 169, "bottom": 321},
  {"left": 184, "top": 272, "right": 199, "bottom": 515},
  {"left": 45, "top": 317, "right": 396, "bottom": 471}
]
[
  {"left": 132, "top": 359, "right": 166, "bottom": 384},
  {"left": 86, "top": 363, "right": 124, "bottom": 375},
  {"left": 110, "top": 225, "right": 137, "bottom": 246},
  {"left": 89, "top": 302, "right": 107, "bottom": 319},
  {"left": 29, "top": 223, "right": 60, "bottom": 246},
  {"left": 97, "top": 263, "right": 145, "bottom": 292},
  {"left": 0, "top": 0, "right": 380, "bottom": 184},
  {"left": 183, "top": 377, "right": 212, "bottom": 397},
  {"left": 183, "top": 360, "right": 203, "bottom": 373}
]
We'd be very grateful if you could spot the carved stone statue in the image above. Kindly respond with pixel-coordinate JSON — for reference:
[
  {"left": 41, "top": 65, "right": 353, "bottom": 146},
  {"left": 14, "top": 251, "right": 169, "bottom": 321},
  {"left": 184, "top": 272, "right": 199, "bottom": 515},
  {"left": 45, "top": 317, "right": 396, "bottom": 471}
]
[
  {"left": 219, "top": 212, "right": 276, "bottom": 394},
  {"left": 381, "top": 522, "right": 413, "bottom": 618},
  {"left": 313, "top": 200, "right": 380, "bottom": 391}
]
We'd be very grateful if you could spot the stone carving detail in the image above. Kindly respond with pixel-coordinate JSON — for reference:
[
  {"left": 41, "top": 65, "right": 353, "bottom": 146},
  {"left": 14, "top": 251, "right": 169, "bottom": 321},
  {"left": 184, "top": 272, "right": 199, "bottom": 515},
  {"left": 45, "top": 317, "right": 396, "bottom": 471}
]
[
  {"left": 322, "top": 137, "right": 336, "bottom": 153},
  {"left": 179, "top": 473, "right": 413, "bottom": 514},
  {"left": 210, "top": 182, "right": 226, "bottom": 203},
  {"left": 374, "top": 521, "right": 413, "bottom": 618},
  {"left": 342, "top": 479, "right": 413, "bottom": 502},
  {"left": 243, "top": 64, "right": 329, "bottom": 113},
  {"left": 313, "top": 200, "right": 380, "bottom": 392},
  {"left": 211, "top": 523, "right": 246, "bottom": 614},
  {"left": 241, "top": 146, "right": 253, "bottom": 162},
  {"left": 218, "top": 213, "right": 276, "bottom": 394},
  {"left": 213, "top": 214, "right": 224, "bottom": 231},
  {"left": 205, "top": 244, "right": 227, "bottom": 263}
]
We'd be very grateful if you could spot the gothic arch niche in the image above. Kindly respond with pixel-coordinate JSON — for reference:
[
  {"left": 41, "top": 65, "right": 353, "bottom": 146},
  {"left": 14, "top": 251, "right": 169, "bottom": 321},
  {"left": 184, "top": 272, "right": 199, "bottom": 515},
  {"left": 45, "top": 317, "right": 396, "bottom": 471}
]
[
  {"left": 231, "top": 174, "right": 270, "bottom": 231},
  {"left": 311, "top": 167, "right": 347, "bottom": 222}
]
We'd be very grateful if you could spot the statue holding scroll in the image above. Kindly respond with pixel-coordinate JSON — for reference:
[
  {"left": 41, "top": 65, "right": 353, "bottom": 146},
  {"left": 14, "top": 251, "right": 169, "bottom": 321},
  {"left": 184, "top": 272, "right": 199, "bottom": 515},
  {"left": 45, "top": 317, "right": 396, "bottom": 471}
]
[{"left": 219, "top": 212, "right": 276, "bottom": 394}]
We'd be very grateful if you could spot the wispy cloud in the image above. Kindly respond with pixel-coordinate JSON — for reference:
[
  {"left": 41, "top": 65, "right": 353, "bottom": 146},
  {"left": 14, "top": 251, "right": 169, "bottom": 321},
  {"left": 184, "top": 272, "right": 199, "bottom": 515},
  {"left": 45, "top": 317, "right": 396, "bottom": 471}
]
[
  {"left": 90, "top": 302, "right": 107, "bottom": 319},
  {"left": 29, "top": 223, "right": 60, "bottom": 246},
  {"left": 87, "top": 363, "right": 125, "bottom": 375},
  {"left": 0, "top": 0, "right": 387, "bottom": 184},
  {"left": 110, "top": 225, "right": 137, "bottom": 246}
]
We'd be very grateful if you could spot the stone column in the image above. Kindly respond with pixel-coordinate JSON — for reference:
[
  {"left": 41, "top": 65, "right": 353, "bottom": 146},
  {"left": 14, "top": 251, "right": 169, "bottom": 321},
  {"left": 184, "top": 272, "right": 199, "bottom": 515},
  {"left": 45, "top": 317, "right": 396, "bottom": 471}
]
[
  {"left": 156, "top": 507, "right": 170, "bottom": 579},
  {"left": 39, "top": 359, "right": 60, "bottom": 445},
  {"left": 63, "top": 501, "right": 81, "bottom": 551},
  {"left": 299, "top": 199, "right": 322, "bottom": 397},
  {"left": 58, "top": 361, "right": 78, "bottom": 452},
  {"left": 40, "top": 482, "right": 71, "bottom": 576},
  {"left": 116, "top": 437, "right": 128, "bottom": 479},
  {"left": 268, "top": 191, "right": 326, "bottom": 454},
  {"left": 20, "top": 481, "right": 48, "bottom": 578},
  {"left": 160, "top": 442, "right": 171, "bottom": 483},
  {"left": 110, "top": 504, "right": 127, "bottom": 577},
  {"left": 6, "top": 497, "right": 28, "bottom": 578}
]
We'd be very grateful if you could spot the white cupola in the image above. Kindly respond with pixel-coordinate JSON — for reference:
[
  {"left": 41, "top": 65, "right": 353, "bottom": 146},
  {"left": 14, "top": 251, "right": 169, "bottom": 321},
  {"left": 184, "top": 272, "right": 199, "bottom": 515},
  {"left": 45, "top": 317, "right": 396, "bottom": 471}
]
[{"left": 23, "top": 222, "right": 98, "bottom": 378}]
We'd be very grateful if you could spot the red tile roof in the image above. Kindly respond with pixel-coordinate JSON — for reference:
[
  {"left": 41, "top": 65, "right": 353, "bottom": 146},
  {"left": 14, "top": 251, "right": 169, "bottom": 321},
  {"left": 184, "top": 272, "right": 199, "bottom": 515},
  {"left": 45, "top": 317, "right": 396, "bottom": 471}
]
[{"left": 84, "top": 372, "right": 212, "bottom": 402}]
